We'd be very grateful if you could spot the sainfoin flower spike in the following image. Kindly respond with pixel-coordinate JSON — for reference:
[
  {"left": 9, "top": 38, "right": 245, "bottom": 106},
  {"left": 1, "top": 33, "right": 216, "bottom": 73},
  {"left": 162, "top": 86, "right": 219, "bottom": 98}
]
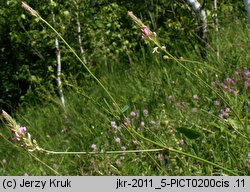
[
  {"left": 1, "top": 110, "right": 41, "bottom": 152},
  {"left": 128, "top": 11, "right": 157, "bottom": 41},
  {"left": 21, "top": 1, "right": 40, "bottom": 18}
]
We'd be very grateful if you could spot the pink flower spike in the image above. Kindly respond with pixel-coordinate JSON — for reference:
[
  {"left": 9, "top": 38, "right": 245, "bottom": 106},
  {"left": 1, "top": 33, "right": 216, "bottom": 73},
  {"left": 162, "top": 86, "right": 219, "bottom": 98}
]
[
  {"left": 19, "top": 127, "right": 26, "bottom": 135},
  {"left": 141, "top": 26, "right": 150, "bottom": 38},
  {"left": 140, "top": 25, "right": 155, "bottom": 39}
]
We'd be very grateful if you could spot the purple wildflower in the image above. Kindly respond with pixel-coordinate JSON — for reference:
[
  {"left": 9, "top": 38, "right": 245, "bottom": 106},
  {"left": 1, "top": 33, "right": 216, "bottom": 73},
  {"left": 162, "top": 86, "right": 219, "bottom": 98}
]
[
  {"left": 243, "top": 70, "right": 249, "bottom": 76},
  {"left": 179, "top": 139, "right": 185, "bottom": 145},
  {"left": 192, "top": 108, "right": 198, "bottom": 113},
  {"left": 221, "top": 83, "right": 228, "bottom": 91},
  {"left": 225, "top": 77, "right": 235, "bottom": 84},
  {"left": 211, "top": 82, "right": 218, "bottom": 90},
  {"left": 111, "top": 121, "right": 116, "bottom": 127},
  {"left": 121, "top": 146, "right": 126, "bottom": 151},
  {"left": 19, "top": 127, "right": 26, "bottom": 135},
  {"left": 12, "top": 136, "right": 17, "bottom": 142},
  {"left": 219, "top": 108, "right": 230, "bottom": 119},
  {"left": 150, "top": 120, "right": 156, "bottom": 126},
  {"left": 193, "top": 95, "right": 198, "bottom": 100},
  {"left": 132, "top": 140, "right": 138, "bottom": 146},
  {"left": 143, "top": 109, "right": 149, "bottom": 116},
  {"left": 234, "top": 71, "right": 240, "bottom": 75},
  {"left": 168, "top": 95, "right": 173, "bottom": 101},
  {"left": 110, "top": 121, "right": 118, "bottom": 129},
  {"left": 247, "top": 154, "right": 250, "bottom": 163},
  {"left": 130, "top": 111, "right": 136, "bottom": 117},
  {"left": 140, "top": 121, "right": 145, "bottom": 127},
  {"left": 213, "top": 100, "right": 220, "bottom": 106},
  {"left": 244, "top": 78, "right": 250, "bottom": 90},
  {"left": 91, "top": 144, "right": 97, "bottom": 151},
  {"left": 141, "top": 26, "right": 152, "bottom": 39},
  {"left": 115, "top": 137, "right": 121, "bottom": 143}
]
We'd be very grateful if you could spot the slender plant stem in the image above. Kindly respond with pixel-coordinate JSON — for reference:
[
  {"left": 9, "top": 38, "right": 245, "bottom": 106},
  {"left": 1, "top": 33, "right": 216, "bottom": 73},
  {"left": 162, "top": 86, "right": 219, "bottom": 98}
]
[
  {"left": 129, "top": 128, "right": 238, "bottom": 176},
  {"left": 29, "top": 152, "right": 60, "bottom": 175},
  {"left": 40, "top": 148, "right": 165, "bottom": 155}
]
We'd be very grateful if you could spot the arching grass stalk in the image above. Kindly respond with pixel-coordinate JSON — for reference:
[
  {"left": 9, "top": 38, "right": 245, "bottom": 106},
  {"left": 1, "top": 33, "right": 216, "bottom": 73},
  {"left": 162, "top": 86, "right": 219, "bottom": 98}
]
[
  {"left": 21, "top": 1, "right": 120, "bottom": 112},
  {"left": 128, "top": 11, "right": 249, "bottom": 142},
  {"left": 38, "top": 148, "right": 166, "bottom": 155},
  {"left": 0, "top": 132, "right": 164, "bottom": 155},
  {"left": 20, "top": 2, "right": 168, "bottom": 173}
]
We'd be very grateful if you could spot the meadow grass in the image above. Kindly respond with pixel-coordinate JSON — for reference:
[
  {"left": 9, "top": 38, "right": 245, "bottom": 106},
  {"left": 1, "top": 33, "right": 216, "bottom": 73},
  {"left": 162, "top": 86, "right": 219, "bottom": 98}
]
[{"left": 0, "top": 9, "right": 250, "bottom": 175}]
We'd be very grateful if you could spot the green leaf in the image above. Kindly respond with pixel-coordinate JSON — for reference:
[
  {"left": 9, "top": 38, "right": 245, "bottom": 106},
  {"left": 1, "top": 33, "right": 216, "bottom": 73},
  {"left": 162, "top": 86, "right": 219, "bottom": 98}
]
[
  {"left": 176, "top": 127, "right": 202, "bottom": 139},
  {"left": 227, "top": 119, "right": 240, "bottom": 130},
  {"left": 121, "top": 105, "right": 129, "bottom": 113},
  {"left": 210, "top": 122, "right": 237, "bottom": 139}
]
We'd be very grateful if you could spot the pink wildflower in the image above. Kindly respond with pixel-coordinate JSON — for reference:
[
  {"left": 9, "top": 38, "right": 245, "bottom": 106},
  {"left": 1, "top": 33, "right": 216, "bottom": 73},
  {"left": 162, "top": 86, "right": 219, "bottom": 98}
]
[
  {"left": 115, "top": 137, "right": 121, "bottom": 143},
  {"left": 91, "top": 144, "right": 97, "bottom": 151},
  {"left": 19, "top": 127, "right": 26, "bottom": 135},
  {"left": 193, "top": 95, "right": 198, "bottom": 100},
  {"left": 130, "top": 111, "right": 136, "bottom": 117},
  {"left": 143, "top": 109, "right": 148, "bottom": 116}
]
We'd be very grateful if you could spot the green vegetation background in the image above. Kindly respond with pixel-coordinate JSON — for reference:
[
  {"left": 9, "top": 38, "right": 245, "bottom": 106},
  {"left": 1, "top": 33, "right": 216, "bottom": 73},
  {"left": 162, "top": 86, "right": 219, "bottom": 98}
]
[{"left": 0, "top": 0, "right": 249, "bottom": 175}]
